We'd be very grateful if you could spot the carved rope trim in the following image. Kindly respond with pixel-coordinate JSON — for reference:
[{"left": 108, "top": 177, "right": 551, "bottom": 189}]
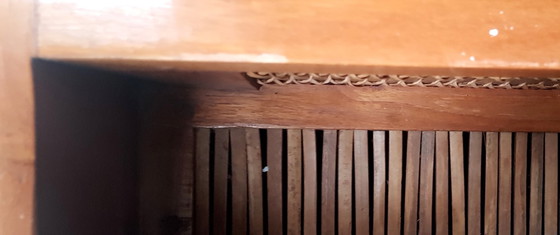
[{"left": 246, "top": 72, "right": 560, "bottom": 89}]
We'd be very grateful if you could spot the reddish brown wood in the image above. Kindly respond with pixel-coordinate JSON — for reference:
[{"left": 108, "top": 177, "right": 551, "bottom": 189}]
[
  {"left": 387, "top": 131, "right": 403, "bottom": 235},
  {"left": 485, "top": 132, "right": 499, "bottom": 235},
  {"left": 266, "top": 129, "right": 283, "bottom": 235},
  {"left": 39, "top": 0, "right": 560, "bottom": 77},
  {"left": 193, "top": 85, "right": 560, "bottom": 132},
  {"left": 449, "top": 131, "right": 466, "bottom": 234},
  {"left": 230, "top": 128, "right": 248, "bottom": 235},
  {"left": 338, "top": 130, "right": 353, "bottom": 235},
  {"left": 529, "top": 133, "right": 544, "bottom": 234},
  {"left": 354, "top": 130, "right": 369, "bottom": 235},
  {"left": 372, "top": 131, "right": 386, "bottom": 234},
  {"left": 195, "top": 128, "right": 211, "bottom": 235},
  {"left": 467, "top": 132, "right": 482, "bottom": 235},
  {"left": 544, "top": 133, "right": 558, "bottom": 235},
  {"left": 498, "top": 132, "right": 513, "bottom": 234},
  {"left": 246, "top": 128, "right": 264, "bottom": 235},
  {"left": 403, "top": 131, "right": 421, "bottom": 235},
  {"left": 322, "top": 130, "right": 337, "bottom": 235},
  {"left": 303, "top": 129, "right": 317, "bottom": 235},
  {"left": 213, "top": 129, "right": 229, "bottom": 235},
  {"left": 435, "top": 131, "right": 449, "bottom": 235},
  {"left": 418, "top": 131, "right": 435, "bottom": 235},
  {"left": 287, "top": 129, "right": 302, "bottom": 235},
  {"left": 513, "top": 132, "right": 528, "bottom": 235}
]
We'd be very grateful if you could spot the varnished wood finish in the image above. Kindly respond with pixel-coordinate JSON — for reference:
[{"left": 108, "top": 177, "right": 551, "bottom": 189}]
[
  {"left": 372, "top": 131, "right": 386, "bottom": 234},
  {"left": 193, "top": 84, "right": 560, "bottom": 132},
  {"left": 485, "top": 132, "right": 499, "bottom": 235},
  {"left": 303, "top": 129, "right": 317, "bottom": 235},
  {"left": 513, "top": 132, "right": 528, "bottom": 235},
  {"left": 403, "top": 131, "right": 421, "bottom": 235},
  {"left": 353, "top": 130, "right": 369, "bottom": 235},
  {"left": 38, "top": 0, "right": 560, "bottom": 77},
  {"left": 498, "top": 132, "right": 513, "bottom": 235},
  {"left": 321, "top": 130, "right": 337, "bottom": 235},
  {"left": 468, "top": 132, "right": 483, "bottom": 235},
  {"left": 418, "top": 131, "right": 435, "bottom": 235},
  {"left": 266, "top": 129, "right": 283, "bottom": 235},
  {"left": 449, "top": 132, "right": 466, "bottom": 234},
  {"left": 0, "top": 0, "right": 35, "bottom": 234},
  {"left": 338, "top": 130, "right": 353, "bottom": 235},
  {"left": 435, "top": 131, "right": 449, "bottom": 235},
  {"left": 387, "top": 131, "right": 403, "bottom": 235}
]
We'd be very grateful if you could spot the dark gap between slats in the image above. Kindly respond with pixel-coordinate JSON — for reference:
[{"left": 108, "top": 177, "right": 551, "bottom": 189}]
[
  {"left": 526, "top": 132, "right": 532, "bottom": 234},
  {"left": 316, "top": 130, "right": 324, "bottom": 235},
  {"left": 463, "top": 131, "right": 469, "bottom": 235},
  {"left": 260, "top": 129, "right": 269, "bottom": 235},
  {"left": 335, "top": 130, "right": 339, "bottom": 235},
  {"left": 281, "top": 129, "right": 288, "bottom": 235},
  {"left": 368, "top": 131, "right": 374, "bottom": 235},
  {"left": 209, "top": 130, "right": 216, "bottom": 235},
  {"left": 384, "top": 130, "right": 389, "bottom": 235},
  {"left": 400, "top": 131, "right": 408, "bottom": 235},
  {"left": 227, "top": 130, "right": 233, "bottom": 235},
  {"left": 351, "top": 131, "right": 356, "bottom": 235},
  {"left": 448, "top": 132, "right": 453, "bottom": 235}
]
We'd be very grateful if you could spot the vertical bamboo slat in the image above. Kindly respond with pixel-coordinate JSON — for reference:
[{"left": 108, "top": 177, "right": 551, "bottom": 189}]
[
  {"left": 530, "top": 133, "right": 544, "bottom": 234},
  {"left": 195, "top": 128, "right": 210, "bottom": 235},
  {"left": 372, "top": 131, "right": 386, "bottom": 234},
  {"left": 513, "top": 132, "right": 528, "bottom": 235},
  {"left": 213, "top": 129, "right": 229, "bottom": 235},
  {"left": 267, "top": 129, "right": 283, "bottom": 235},
  {"left": 387, "top": 131, "right": 403, "bottom": 235},
  {"left": 303, "top": 129, "right": 317, "bottom": 235},
  {"left": 354, "top": 130, "right": 369, "bottom": 235},
  {"left": 322, "top": 130, "right": 337, "bottom": 235},
  {"left": 230, "top": 128, "right": 248, "bottom": 235},
  {"left": 468, "top": 132, "right": 482, "bottom": 235},
  {"left": 418, "top": 131, "right": 435, "bottom": 235},
  {"left": 287, "top": 129, "right": 302, "bottom": 235},
  {"left": 544, "top": 133, "right": 558, "bottom": 235},
  {"left": 435, "top": 131, "right": 449, "bottom": 235},
  {"left": 403, "top": 131, "right": 421, "bottom": 235},
  {"left": 338, "top": 130, "right": 353, "bottom": 235},
  {"left": 449, "top": 131, "right": 466, "bottom": 234},
  {"left": 498, "top": 132, "right": 512, "bottom": 235},
  {"left": 485, "top": 132, "right": 499, "bottom": 235},
  {"left": 246, "top": 129, "right": 264, "bottom": 235}
]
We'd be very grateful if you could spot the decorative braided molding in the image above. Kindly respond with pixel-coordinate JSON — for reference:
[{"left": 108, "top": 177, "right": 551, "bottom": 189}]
[{"left": 246, "top": 72, "right": 560, "bottom": 89}]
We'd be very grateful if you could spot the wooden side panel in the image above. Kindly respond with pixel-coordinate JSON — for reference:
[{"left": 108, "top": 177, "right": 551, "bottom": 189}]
[
  {"left": 322, "top": 130, "right": 337, "bottom": 235},
  {"left": 513, "top": 132, "right": 528, "bottom": 235},
  {"left": 529, "top": 133, "right": 544, "bottom": 234},
  {"left": 267, "top": 129, "right": 283, "bottom": 235},
  {"left": 449, "top": 131, "right": 466, "bottom": 234},
  {"left": 435, "top": 131, "right": 449, "bottom": 235},
  {"left": 498, "top": 132, "right": 513, "bottom": 235},
  {"left": 338, "top": 130, "right": 353, "bottom": 235},
  {"left": 287, "top": 129, "right": 302, "bottom": 235},
  {"left": 230, "top": 129, "right": 248, "bottom": 235},
  {"left": 213, "top": 129, "right": 229, "bottom": 235},
  {"left": 354, "top": 130, "right": 369, "bottom": 235},
  {"left": 387, "top": 131, "right": 403, "bottom": 235},
  {"left": 403, "top": 131, "right": 421, "bottom": 235},
  {"left": 544, "top": 133, "right": 558, "bottom": 235},
  {"left": 418, "top": 131, "right": 435, "bottom": 235},
  {"left": 195, "top": 129, "right": 211, "bottom": 235},
  {"left": 303, "top": 129, "right": 317, "bottom": 235},
  {"left": 467, "top": 132, "right": 483, "bottom": 235},
  {"left": 485, "top": 132, "right": 499, "bottom": 235},
  {"left": 0, "top": 0, "right": 35, "bottom": 233},
  {"left": 246, "top": 129, "right": 264, "bottom": 235},
  {"left": 372, "top": 131, "right": 386, "bottom": 234}
]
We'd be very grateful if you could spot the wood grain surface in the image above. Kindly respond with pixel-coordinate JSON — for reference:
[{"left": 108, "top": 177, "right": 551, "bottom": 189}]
[{"left": 38, "top": 0, "right": 560, "bottom": 77}]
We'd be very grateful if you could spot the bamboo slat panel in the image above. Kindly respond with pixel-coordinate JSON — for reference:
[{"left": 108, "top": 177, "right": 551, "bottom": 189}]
[{"left": 192, "top": 128, "right": 560, "bottom": 235}]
